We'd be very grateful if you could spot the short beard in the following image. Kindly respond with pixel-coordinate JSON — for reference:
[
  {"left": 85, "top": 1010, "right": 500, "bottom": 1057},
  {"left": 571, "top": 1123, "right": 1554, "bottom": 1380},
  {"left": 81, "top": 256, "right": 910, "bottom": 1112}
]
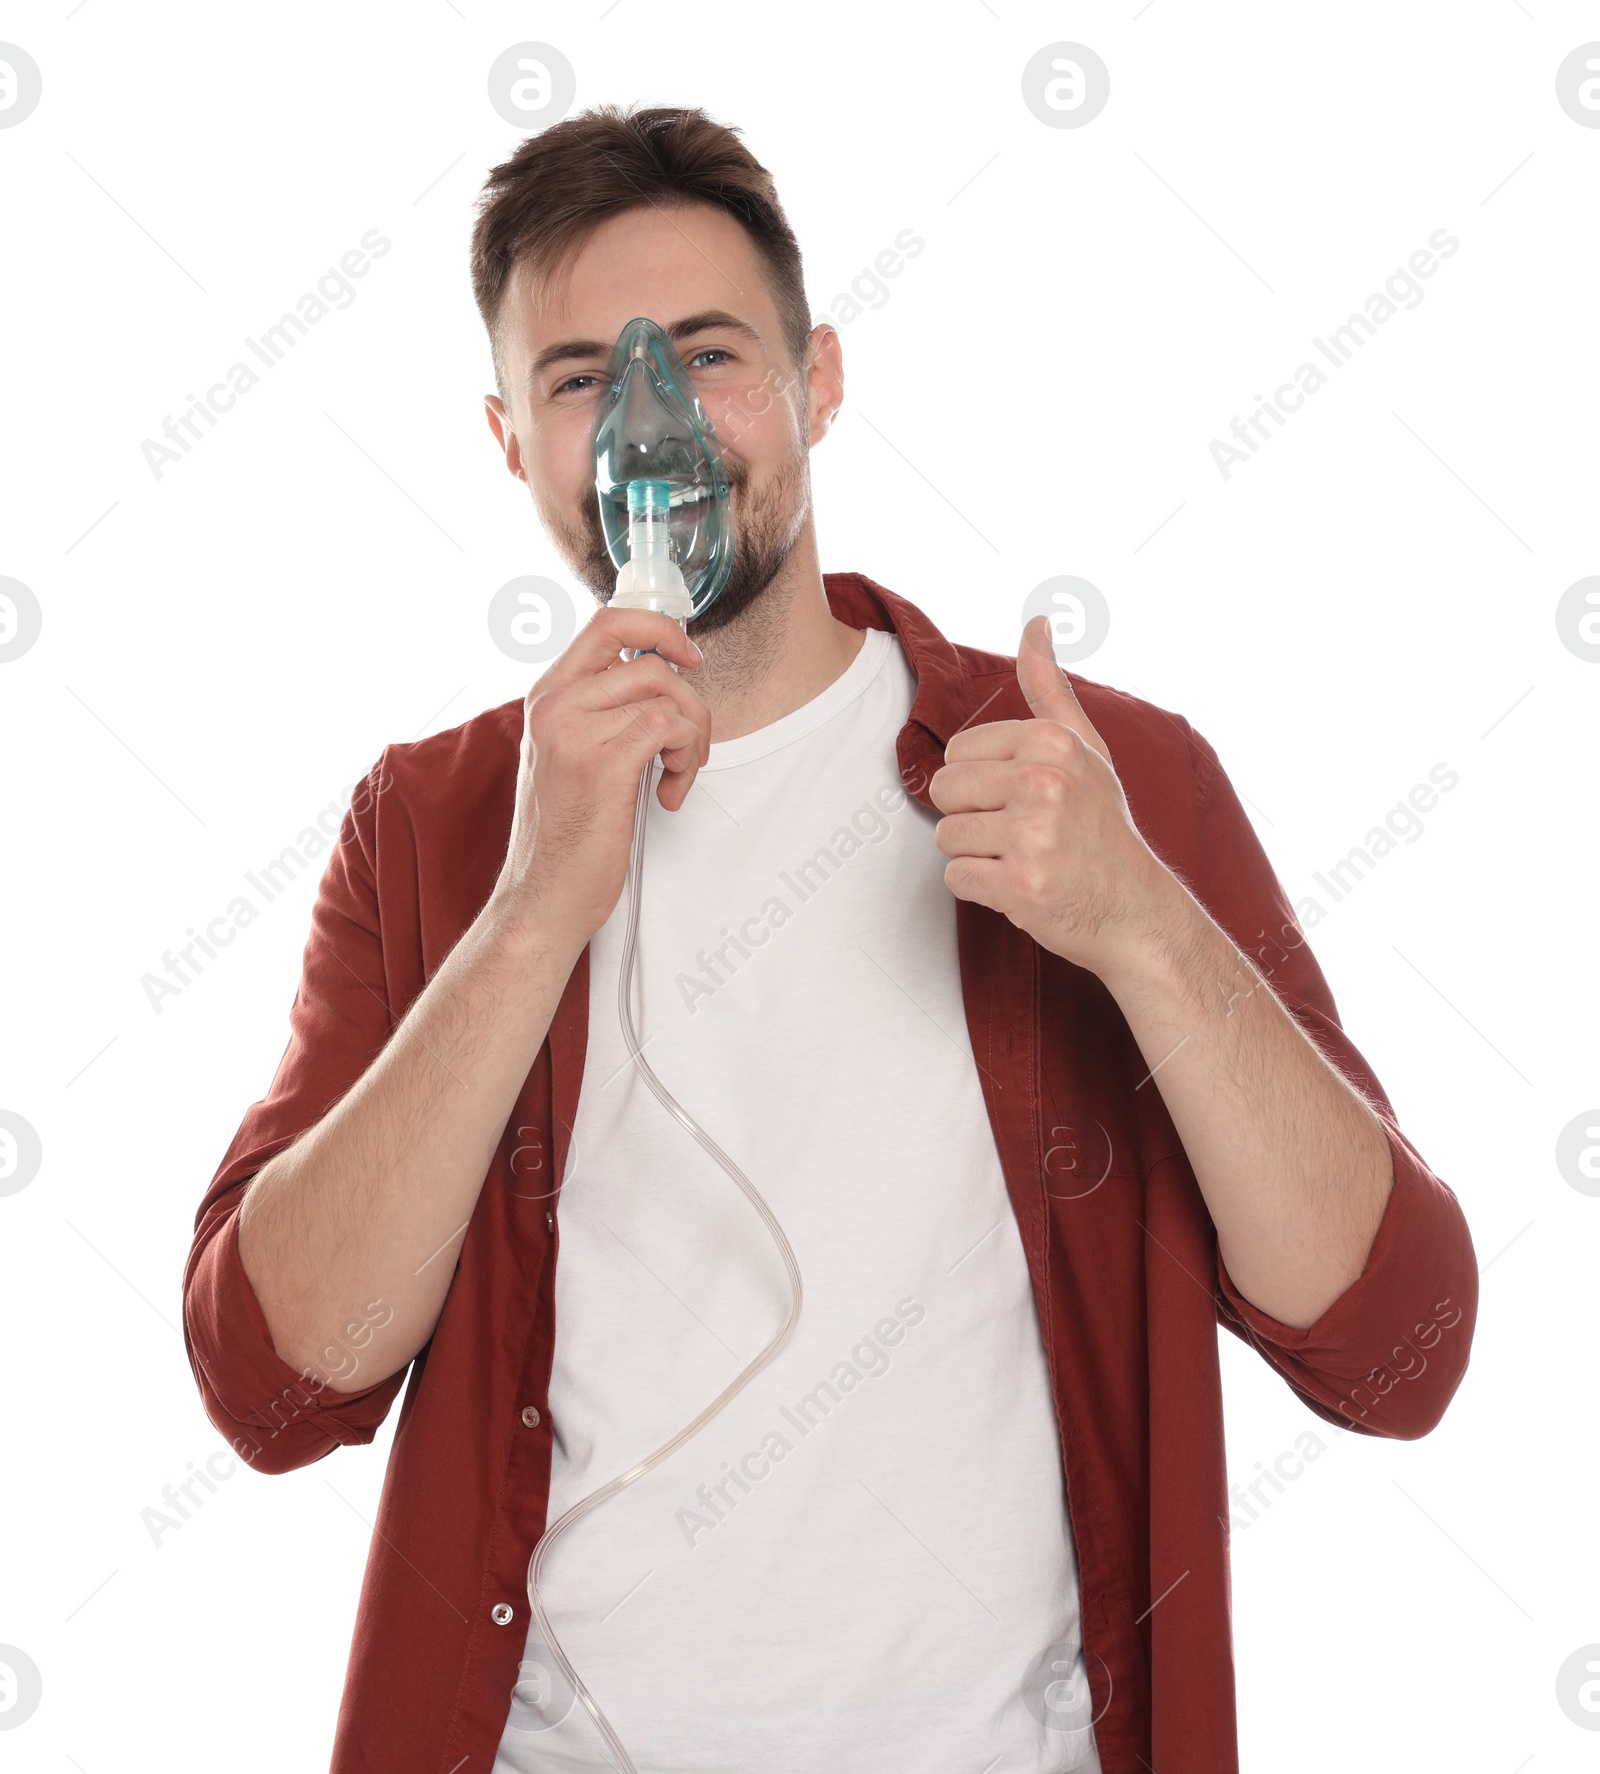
[{"left": 545, "top": 446, "right": 808, "bottom": 638}]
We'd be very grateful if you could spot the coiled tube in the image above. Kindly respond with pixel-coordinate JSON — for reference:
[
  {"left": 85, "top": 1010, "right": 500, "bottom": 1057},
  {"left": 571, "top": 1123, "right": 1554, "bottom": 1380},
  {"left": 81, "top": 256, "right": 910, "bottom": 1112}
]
[{"left": 524, "top": 752, "right": 805, "bottom": 1773}]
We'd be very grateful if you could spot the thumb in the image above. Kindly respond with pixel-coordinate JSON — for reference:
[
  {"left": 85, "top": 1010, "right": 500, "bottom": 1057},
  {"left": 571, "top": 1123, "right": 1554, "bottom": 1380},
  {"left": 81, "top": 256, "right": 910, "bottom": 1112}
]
[{"left": 1017, "top": 615, "right": 1112, "bottom": 764}]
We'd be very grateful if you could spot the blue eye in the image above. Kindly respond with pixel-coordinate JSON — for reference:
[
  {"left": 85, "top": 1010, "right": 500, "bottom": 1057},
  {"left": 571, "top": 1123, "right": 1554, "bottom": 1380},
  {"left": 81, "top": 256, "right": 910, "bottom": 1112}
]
[
  {"left": 688, "top": 347, "right": 732, "bottom": 369},
  {"left": 554, "top": 372, "right": 601, "bottom": 396}
]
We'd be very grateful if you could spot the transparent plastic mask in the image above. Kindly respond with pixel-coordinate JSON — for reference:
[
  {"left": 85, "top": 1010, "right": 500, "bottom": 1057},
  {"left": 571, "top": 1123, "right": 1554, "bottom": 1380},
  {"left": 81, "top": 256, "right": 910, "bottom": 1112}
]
[{"left": 591, "top": 316, "right": 735, "bottom": 619}]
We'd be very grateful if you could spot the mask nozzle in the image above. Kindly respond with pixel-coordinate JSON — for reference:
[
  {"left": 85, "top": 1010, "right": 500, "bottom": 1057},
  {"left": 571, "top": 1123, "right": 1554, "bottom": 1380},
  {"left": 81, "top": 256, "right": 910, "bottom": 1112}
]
[
  {"left": 610, "top": 477, "right": 693, "bottom": 623},
  {"left": 626, "top": 478, "right": 673, "bottom": 560}
]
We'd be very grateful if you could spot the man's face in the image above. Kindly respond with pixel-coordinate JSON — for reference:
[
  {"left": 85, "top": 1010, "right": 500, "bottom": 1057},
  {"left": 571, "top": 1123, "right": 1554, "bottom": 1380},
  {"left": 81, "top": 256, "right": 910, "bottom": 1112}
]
[{"left": 485, "top": 203, "right": 842, "bottom": 633}]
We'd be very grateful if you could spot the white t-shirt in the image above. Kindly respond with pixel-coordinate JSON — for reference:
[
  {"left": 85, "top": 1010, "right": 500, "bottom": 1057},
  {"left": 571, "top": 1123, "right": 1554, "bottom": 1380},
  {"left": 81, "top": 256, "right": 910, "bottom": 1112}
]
[{"left": 495, "top": 626, "right": 1102, "bottom": 1774}]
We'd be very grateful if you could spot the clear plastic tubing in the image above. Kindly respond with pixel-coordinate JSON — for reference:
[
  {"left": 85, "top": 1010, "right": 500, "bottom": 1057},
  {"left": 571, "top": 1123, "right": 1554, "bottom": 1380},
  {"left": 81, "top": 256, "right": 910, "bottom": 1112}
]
[{"left": 524, "top": 514, "right": 805, "bottom": 1773}]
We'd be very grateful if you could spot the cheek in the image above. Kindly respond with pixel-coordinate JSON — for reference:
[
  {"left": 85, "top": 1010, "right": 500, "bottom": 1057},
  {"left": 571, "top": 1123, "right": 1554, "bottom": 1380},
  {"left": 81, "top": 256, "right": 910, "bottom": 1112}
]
[
  {"left": 703, "top": 377, "right": 802, "bottom": 458},
  {"left": 528, "top": 409, "right": 600, "bottom": 507}
]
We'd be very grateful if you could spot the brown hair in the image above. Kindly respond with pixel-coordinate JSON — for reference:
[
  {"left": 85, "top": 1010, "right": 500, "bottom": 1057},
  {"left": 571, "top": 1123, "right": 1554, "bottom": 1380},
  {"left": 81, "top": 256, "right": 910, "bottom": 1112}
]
[{"left": 470, "top": 103, "right": 813, "bottom": 399}]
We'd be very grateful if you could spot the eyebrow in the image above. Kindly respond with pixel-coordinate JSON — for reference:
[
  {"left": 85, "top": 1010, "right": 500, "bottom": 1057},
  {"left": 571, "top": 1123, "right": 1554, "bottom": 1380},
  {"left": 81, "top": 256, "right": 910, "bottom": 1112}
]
[{"left": 529, "top": 310, "right": 763, "bottom": 379}]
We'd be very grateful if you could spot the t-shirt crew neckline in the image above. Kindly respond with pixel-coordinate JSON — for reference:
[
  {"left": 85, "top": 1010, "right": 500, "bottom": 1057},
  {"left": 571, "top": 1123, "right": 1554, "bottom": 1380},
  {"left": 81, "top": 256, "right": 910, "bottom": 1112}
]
[{"left": 697, "top": 626, "right": 894, "bottom": 772}]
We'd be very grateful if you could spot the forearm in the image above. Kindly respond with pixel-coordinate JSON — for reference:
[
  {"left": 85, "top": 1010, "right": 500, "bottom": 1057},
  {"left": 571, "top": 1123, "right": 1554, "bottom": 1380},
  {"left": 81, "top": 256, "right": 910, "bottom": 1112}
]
[
  {"left": 237, "top": 893, "right": 587, "bottom": 1391},
  {"left": 1099, "top": 885, "right": 1394, "bottom": 1331}
]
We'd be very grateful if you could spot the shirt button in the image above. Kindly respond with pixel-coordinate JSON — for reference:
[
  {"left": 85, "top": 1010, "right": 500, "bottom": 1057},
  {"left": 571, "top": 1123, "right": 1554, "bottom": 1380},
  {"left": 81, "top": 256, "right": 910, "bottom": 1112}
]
[
  {"left": 545, "top": 1211, "right": 554, "bottom": 1232},
  {"left": 491, "top": 1603, "right": 515, "bottom": 1626},
  {"left": 521, "top": 1405, "right": 541, "bottom": 1428}
]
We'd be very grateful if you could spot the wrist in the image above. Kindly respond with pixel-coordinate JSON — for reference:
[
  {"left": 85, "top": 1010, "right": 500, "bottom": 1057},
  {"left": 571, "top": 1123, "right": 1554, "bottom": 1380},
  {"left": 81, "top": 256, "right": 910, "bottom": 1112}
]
[
  {"left": 1095, "top": 868, "right": 1225, "bottom": 1012},
  {"left": 478, "top": 881, "right": 593, "bottom": 971}
]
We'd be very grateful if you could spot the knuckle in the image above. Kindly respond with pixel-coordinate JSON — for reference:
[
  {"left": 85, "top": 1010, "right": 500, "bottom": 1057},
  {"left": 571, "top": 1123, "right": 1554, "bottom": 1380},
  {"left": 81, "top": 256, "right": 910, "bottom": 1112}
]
[
  {"left": 1016, "top": 863, "right": 1049, "bottom": 901},
  {"left": 1019, "top": 764, "right": 1062, "bottom": 801},
  {"left": 527, "top": 690, "right": 571, "bottom": 740},
  {"left": 628, "top": 654, "right": 674, "bottom": 694}
]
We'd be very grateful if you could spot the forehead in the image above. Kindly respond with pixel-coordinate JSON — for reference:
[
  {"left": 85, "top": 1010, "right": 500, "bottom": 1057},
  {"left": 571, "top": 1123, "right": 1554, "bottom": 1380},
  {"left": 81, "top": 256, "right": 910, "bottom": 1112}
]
[{"left": 507, "top": 203, "right": 780, "bottom": 356}]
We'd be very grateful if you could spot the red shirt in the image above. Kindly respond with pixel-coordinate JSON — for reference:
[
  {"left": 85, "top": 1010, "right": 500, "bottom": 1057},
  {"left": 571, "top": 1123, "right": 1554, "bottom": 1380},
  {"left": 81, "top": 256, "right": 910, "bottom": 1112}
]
[{"left": 182, "top": 573, "right": 1478, "bottom": 1773}]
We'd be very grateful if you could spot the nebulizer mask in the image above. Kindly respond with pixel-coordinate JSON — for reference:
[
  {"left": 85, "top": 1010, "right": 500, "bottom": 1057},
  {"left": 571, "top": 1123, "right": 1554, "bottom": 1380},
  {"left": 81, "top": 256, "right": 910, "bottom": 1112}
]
[
  {"left": 525, "top": 318, "right": 804, "bottom": 1773},
  {"left": 592, "top": 315, "right": 736, "bottom": 622}
]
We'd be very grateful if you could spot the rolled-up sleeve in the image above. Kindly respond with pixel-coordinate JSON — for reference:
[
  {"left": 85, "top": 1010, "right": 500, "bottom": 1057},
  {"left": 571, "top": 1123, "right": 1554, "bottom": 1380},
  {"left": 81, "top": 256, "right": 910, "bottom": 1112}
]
[
  {"left": 181, "top": 756, "right": 410, "bottom": 1475},
  {"left": 1177, "top": 725, "right": 1479, "bottom": 1440}
]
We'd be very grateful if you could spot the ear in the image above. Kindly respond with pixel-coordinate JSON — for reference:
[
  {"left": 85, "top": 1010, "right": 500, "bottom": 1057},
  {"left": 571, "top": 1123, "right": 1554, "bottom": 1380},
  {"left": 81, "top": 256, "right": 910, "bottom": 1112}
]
[
  {"left": 805, "top": 323, "right": 844, "bottom": 446},
  {"left": 484, "top": 394, "right": 526, "bottom": 483}
]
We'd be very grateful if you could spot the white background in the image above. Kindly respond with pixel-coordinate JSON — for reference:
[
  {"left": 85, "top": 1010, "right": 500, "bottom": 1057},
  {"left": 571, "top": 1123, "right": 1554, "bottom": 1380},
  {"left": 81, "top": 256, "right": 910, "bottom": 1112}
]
[{"left": 1, "top": 2, "right": 1596, "bottom": 1770}]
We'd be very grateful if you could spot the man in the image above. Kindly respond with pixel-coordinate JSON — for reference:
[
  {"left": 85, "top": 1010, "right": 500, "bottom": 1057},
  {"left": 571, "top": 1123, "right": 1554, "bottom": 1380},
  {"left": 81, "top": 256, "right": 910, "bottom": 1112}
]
[{"left": 182, "top": 105, "right": 1478, "bottom": 1773}]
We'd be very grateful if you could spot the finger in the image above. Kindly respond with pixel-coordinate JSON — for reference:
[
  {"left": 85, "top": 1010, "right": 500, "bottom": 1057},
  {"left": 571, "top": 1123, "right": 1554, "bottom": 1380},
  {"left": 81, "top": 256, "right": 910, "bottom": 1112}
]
[
  {"left": 594, "top": 693, "right": 705, "bottom": 767},
  {"left": 943, "top": 720, "right": 1030, "bottom": 765},
  {"left": 649, "top": 716, "right": 706, "bottom": 784},
  {"left": 542, "top": 606, "right": 703, "bottom": 688},
  {"left": 947, "top": 719, "right": 1089, "bottom": 775},
  {"left": 578, "top": 648, "right": 700, "bottom": 707},
  {"left": 656, "top": 754, "right": 699, "bottom": 812},
  {"left": 535, "top": 665, "right": 710, "bottom": 795},
  {"left": 943, "top": 854, "right": 1006, "bottom": 907},
  {"left": 928, "top": 759, "right": 1028, "bottom": 815},
  {"left": 933, "top": 810, "right": 1009, "bottom": 861},
  {"left": 1016, "top": 619, "right": 1114, "bottom": 765},
  {"left": 575, "top": 653, "right": 712, "bottom": 754},
  {"left": 606, "top": 694, "right": 706, "bottom": 779}
]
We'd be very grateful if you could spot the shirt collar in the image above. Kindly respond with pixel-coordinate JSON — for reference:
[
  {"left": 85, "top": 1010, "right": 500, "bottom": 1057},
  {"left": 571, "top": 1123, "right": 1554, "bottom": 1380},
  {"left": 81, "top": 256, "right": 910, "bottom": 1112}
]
[{"left": 821, "top": 571, "right": 1011, "bottom": 803}]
